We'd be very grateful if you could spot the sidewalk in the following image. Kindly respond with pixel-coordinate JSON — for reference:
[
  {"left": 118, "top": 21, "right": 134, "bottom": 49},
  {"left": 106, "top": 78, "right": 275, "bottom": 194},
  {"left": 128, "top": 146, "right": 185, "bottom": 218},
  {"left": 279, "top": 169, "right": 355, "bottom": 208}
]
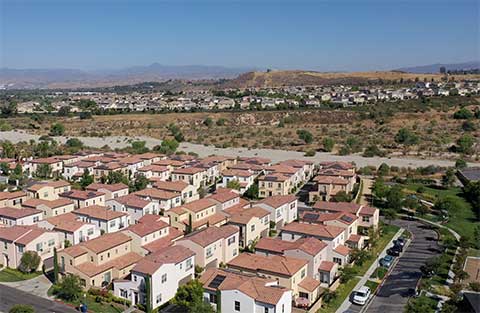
[
  {"left": 399, "top": 213, "right": 460, "bottom": 241},
  {"left": 335, "top": 228, "right": 404, "bottom": 313}
]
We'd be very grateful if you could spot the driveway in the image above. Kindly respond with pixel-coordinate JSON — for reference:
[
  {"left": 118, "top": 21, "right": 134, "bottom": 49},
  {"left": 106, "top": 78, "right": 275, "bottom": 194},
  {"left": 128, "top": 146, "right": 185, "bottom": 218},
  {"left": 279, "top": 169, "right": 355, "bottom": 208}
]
[
  {"left": 0, "top": 274, "right": 53, "bottom": 299},
  {"left": 0, "top": 284, "right": 77, "bottom": 313},
  {"left": 365, "top": 219, "right": 442, "bottom": 313}
]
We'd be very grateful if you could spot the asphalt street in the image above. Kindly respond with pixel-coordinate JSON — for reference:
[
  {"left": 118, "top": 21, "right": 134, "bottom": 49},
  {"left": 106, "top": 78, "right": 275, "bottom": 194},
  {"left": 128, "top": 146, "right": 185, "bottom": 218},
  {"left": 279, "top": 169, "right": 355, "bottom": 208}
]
[
  {"left": 0, "top": 284, "right": 77, "bottom": 313},
  {"left": 365, "top": 219, "right": 442, "bottom": 313}
]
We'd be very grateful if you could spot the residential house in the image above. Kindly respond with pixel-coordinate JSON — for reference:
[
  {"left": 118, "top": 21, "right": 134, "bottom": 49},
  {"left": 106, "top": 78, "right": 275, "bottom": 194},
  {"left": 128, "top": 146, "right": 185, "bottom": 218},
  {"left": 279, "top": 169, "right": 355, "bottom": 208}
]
[
  {"left": 311, "top": 201, "right": 379, "bottom": 230},
  {"left": 0, "top": 207, "right": 43, "bottom": 226},
  {"left": 133, "top": 188, "right": 181, "bottom": 212},
  {"left": 113, "top": 245, "right": 195, "bottom": 310},
  {"left": 28, "top": 157, "right": 63, "bottom": 177},
  {"left": 257, "top": 195, "right": 298, "bottom": 229},
  {"left": 22, "top": 198, "right": 75, "bottom": 218},
  {"left": 152, "top": 180, "right": 199, "bottom": 203},
  {"left": 200, "top": 268, "right": 292, "bottom": 313},
  {"left": 258, "top": 173, "right": 292, "bottom": 198},
  {"left": 137, "top": 165, "right": 170, "bottom": 181},
  {"left": 38, "top": 212, "right": 101, "bottom": 245},
  {"left": 166, "top": 198, "right": 228, "bottom": 232},
  {"left": 73, "top": 205, "right": 129, "bottom": 234},
  {"left": 27, "top": 180, "right": 71, "bottom": 200},
  {"left": 58, "top": 232, "right": 142, "bottom": 289},
  {"left": 227, "top": 206, "right": 270, "bottom": 248},
  {"left": 0, "top": 225, "right": 63, "bottom": 270},
  {"left": 107, "top": 194, "right": 158, "bottom": 224},
  {"left": 171, "top": 167, "right": 207, "bottom": 189},
  {"left": 176, "top": 225, "right": 239, "bottom": 268},
  {"left": 0, "top": 191, "right": 27, "bottom": 208},
  {"left": 207, "top": 189, "right": 241, "bottom": 212},
  {"left": 86, "top": 183, "right": 129, "bottom": 201},
  {"left": 220, "top": 169, "right": 256, "bottom": 194}
]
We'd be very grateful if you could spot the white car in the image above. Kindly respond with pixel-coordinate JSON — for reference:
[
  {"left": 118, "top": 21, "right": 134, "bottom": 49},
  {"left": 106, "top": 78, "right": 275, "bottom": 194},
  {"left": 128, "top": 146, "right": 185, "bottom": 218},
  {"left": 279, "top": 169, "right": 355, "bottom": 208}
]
[{"left": 352, "top": 286, "right": 371, "bottom": 305}]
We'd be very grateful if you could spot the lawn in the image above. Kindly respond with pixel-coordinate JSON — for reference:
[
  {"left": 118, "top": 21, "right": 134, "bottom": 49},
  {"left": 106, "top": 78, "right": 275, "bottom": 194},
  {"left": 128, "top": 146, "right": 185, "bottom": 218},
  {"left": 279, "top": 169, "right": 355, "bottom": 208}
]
[
  {"left": 370, "top": 267, "right": 388, "bottom": 280},
  {"left": 365, "top": 280, "right": 380, "bottom": 293},
  {"left": 401, "top": 183, "right": 476, "bottom": 242},
  {"left": 57, "top": 295, "right": 125, "bottom": 313},
  {"left": 320, "top": 278, "right": 360, "bottom": 313},
  {"left": 353, "top": 224, "right": 400, "bottom": 275},
  {"left": 0, "top": 268, "right": 42, "bottom": 282}
]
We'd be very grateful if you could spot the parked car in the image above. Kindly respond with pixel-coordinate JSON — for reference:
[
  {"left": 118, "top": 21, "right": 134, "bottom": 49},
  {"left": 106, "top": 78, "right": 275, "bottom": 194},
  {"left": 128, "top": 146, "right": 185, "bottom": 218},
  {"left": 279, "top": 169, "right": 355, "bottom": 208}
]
[
  {"left": 387, "top": 247, "right": 401, "bottom": 256},
  {"left": 379, "top": 255, "right": 395, "bottom": 268},
  {"left": 395, "top": 238, "right": 406, "bottom": 247},
  {"left": 420, "top": 265, "right": 435, "bottom": 278},
  {"left": 393, "top": 241, "right": 404, "bottom": 252},
  {"left": 352, "top": 286, "right": 371, "bottom": 305}
]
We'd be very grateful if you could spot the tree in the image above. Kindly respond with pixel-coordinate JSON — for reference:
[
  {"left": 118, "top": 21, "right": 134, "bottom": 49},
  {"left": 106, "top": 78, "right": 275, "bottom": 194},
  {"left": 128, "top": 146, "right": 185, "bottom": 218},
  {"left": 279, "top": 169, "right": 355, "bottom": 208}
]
[
  {"left": 0, "top": 162, "right": 10, "bottom": 175},
  {"left": 57, "top": 106, "right": 71, "bottom": 116},
  {"left": 474, "top": 225, "right": 480, "bottom": 249},
  {"left": 106, "top": 171, "right": 128, "bottom": 185},
  {"left": 203, "top": 117, "right": 213, "bottom": 127},
  {"left": 297, "top": 129, "right": 313, "bottom": 144},
  {"left": 216, "top": 118, "right": 226, "bottom": 126},
  {"left": 2, "top": 141, "right": 16, "bottom": 158},
  {"left": 244, "top": 183, "right": 259, "bottom": 199},
  {"left": 442, "top": 168, "right": 456, "bottom": 188},
  {"left": 53, "top": 248, "right": 59, "bottom": 284},
  {"left": 80, "top": 169, "right": 94, "bottom": 189},
  {"left": 363, "top": 144, "right": 384, "bottom": 157},
  {"left": 145, "top": 275, "right": 152, "bottom": 313},
  {"left": 131, "top": 174, "right": 149, "bottom": 192},
  {"left": 464, "top": 181, "right": 480, "bottom": 214},
  {"left": 9, "top": 304, "right": 34, "bottom": 313},
  {"left": 386, "top": 185, "right": 404, "bottom": 211},
  {"left": 377, "top": 163, "right": 390, "bottom": 176},
  {"left": 19, "top": 251, "right": 41, "bottom": 273},
  {"left": 171, "top": 279, "right": 211, "bottom": 313},
  {"left": 350, "top": 248, "right": 369, "bottom": 266},
  {"left": 456, "top": 134, "right": 475, "bottom": 154},
  {"left": 394, "top": 128, "right": 419, "bottom": 146},
  {"left": 49, "top": 123, "right": 65, "bottom": 136},
  {"left": 461, "top": 120, "right": 477, "bottom": 132},
  {"left": 455, "top": 159, "right": 467, "bottom": 169},
  {"left": 405, "top": 296, "right": 437, "bottom": 313},
  {"left": 55, "top": 274, "right": 82, "bottom": 301},
  {"left": 453, "top": 108, "right": 473, "bottom": 119},
  {"left": 226, "top": 179, "right": 241, "bottom": 190},
  {"left": 383, "top": 208, "right": 397, "bottom": 223},
  {"left": 322, "top": 137, "right": 335, "bottom": 152},
  {"left": 153, "top": 139, "right": 179, "bottom": 155},
  {"left": 339, "top": 266, "right": 356, "bottom": 283},
  {"left": 0, "top": 102, "right": 17, "bottom": 116},
  {"left": 332, "top": 191, "right": 351, "bottom": 202},
  {"left": 372, "top": 177, "right": 388, "bottom": 200},
  {"left": 130, "top": 141, "right": 149, "bottom": 154},
  {"left": 65, "top": 138, "right": 83, "bottom": 149}
]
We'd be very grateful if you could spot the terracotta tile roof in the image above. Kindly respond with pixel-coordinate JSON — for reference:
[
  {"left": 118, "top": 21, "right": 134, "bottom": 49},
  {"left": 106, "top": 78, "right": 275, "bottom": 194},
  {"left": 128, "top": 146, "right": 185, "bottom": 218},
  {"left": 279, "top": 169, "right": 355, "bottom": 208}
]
[
  {"left": 313, "top": 176, "right": 349, "bottom": 185},
  {"left": 228, "top": 253, "right": 307, "bottom": 276},
  {"left": 359, "top": 205, "right": 377, "bottom": 216},
  {"left": 64, "top": 161, "right": 93, "bottom": 168},
  {"left": 228, "top": 207, "right": 269, "bottom": 225},
  {"left": 0, "top": 207, "right": 42, "bottom": 219},
  {"left": 300, "top": 211, "right": 358, "bottom": 225},
  {"left": 172, "top": 166, "right": 205, "bottom": 175},
  {"left": 60, "top": 190, "right": 104, "bottom": 200},
  {"left": 259, "top": 195, "right": 297, "bottom": 208},
  {"left": 317, "top": 168, "right": 355, "bottom": 177},
  {"left": 0, "top": 225, "right": 49, "bottom": 244},
  {"left": 73, "top": 205, "right": 127, "bottom": 221},
  {"left": 30, "top": 157, "right": 61, "bottom": 164},
  {"left": 45, "top": 213, "right": 88, "bottom": 233},
  {"left": 76, "top": 252, "right": 142, "bottom": 277},
  {"left": 279, "top": 159, "right": 314, "bottom": 167},
  {"left": 0, "top": 191, "right": 26, "bottom": 200},
  {"left": 133, "top": 245, "right": 194, "bottom": 275},
  {"left": 152, "top": 180, "right": 189, "bottom": 192},
  {"left": 298, "top": 276, "right": 321, "bottom": 292},
  {"left": 207, "top": 190, "right": 239, "bottom": 203},
  {"left": 265, "top": 165, "right": 298, "bottom": 175},
  {"left": 23, "top": 198, "right": 73, "bottom": 209},
  {"left": 281, "top": 222, "right": 344, "bottom": 240},
  {"left": 133, "top": 188, "right": 178, "bottom": 200},
  {"left": 168, "top": 206, "right": 188, "bottom": 215},
  {"left": 347, "top": 234, "right": 362, "bottom": 243},
  {"left": 86, "top": 183, "right": 128, "bottom": 192},
  {"left": 180, "top": 225, "right": 238, "bottom": 248},
  {"left": 229, "top": 163, "right": 264, "bottom": 171},
  {"left": 239, "top": 157, "right": 271, "bottom": 165},
  {"left": 82, "top": 232, "right": 132, "bottom": 254},
  {"left": 223, "top": 198, "right": 251, "bottom": 216},
  {"left": 94, "top": 162, "right": 125, "bottom": 170},
  {"left": 221, "top": 169, "right": 253, "bottom": 177},
  {"left": 182, "top": 198, "right": 216, "bottom": 213},
  {"left": 312, "top": 201, "right": 361, "bottom": 215},
  {"left": 318, "top": 261, "right": 336, "bottom": 272},
  {"left": 259, "top": 173, "right": 290, "bottom": 182},
  {"left": 153, "top": 159, "right": 185, "bottom": 167},
  {"left": 27, "top": 180, "right": 70, "bottom": 192},
  {"left": 137, "top": 152, "right": 164, "bottom": 160},
  {"left": 333, "top": 244, "right": 351, "bottom": 256},
  {"left": 255, "top": 237, "right": 327, "bottom": 256},
  {"left": 126, "top": 218, "right": 169, "bottom": 237},
  {"left": 142, "top": 227, "right": 183, "bottom": 254},
  {"left": 113, "top": 194, "right": 149, "bottom": 209},
  {"left": 200, "top": 268, "right": 288, "bottom": 305},
  {"left": 63, "top": 245, "right": 88, "bottom": 258},
  {"left": 138, "top": 165, "right": 169, "bottom": 172},
  {"left": 118, "top": 156, "right": 143, "bottom": 165},
  {"left": 189, "top": 212, "right": 228, "bottom": 229},
  {"left": 320, "top": 161, "right": 355, "bottom": 170}
]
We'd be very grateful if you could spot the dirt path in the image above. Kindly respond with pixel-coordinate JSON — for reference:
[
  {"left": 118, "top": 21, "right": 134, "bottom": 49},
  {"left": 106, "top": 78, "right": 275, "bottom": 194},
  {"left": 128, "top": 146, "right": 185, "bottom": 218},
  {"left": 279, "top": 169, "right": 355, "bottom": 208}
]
[{"left": 1, "top": 130, "right": 478, "bottom": 169}]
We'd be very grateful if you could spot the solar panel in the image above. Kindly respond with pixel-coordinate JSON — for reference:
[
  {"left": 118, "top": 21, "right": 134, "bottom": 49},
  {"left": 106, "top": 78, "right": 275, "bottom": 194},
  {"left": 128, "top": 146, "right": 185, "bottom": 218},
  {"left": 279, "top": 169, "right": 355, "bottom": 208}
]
[
  {"left": 208, "top": 275, "right": 226, "bottom": 289},
  {"left": 303, "top": 213, "right": 319, "bottom": 221},
  {"left": 340, "top": 215, "right": 353, "bottom": 223}
]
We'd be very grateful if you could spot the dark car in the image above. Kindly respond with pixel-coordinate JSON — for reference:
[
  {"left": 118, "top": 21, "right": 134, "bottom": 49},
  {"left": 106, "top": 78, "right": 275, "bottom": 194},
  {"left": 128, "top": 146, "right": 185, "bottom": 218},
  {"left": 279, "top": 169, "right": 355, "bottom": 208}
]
[
  {"left": 396, "top": 238, "right": 406, "bottom": 246},
  {"left": 387, "top": 247, "right": 401, "bottom": 256},
  {"left": 379, "top": 255, "right": 395, "bottom": 268},
  {"left": 393, "top": 241, "right": 404, "bottom": 252}
]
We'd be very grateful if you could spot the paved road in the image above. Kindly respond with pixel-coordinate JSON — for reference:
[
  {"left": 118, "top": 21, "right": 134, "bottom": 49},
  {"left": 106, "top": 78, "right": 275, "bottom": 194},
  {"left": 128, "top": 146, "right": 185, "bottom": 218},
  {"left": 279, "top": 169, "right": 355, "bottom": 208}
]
[
  {"left": 2, "top": 130, "right": 478, "bottom": 169},
  {"left": 0, "top": 284, "right": 77, "bottom": 313},
  {"left": 366, "top": 219, "right": 442, "bottom": 313}
]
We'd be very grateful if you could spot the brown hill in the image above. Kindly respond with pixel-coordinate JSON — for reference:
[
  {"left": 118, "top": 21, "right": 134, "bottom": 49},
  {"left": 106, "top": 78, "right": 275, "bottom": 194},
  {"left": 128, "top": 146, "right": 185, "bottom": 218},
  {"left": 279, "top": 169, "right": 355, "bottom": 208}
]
[{"left": 219, "top": 70, "right": 478, "bottom": 89}]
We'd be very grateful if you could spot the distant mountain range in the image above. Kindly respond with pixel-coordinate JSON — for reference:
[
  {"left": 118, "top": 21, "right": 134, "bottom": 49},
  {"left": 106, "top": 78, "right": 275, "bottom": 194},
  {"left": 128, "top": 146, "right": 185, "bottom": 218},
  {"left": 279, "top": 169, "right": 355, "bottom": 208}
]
[
  {"left": 0, "top": 63, "right": 258, "bottom": 89},
  {"left": 395, "top": 61, "right": 480, "bottom": 74}
]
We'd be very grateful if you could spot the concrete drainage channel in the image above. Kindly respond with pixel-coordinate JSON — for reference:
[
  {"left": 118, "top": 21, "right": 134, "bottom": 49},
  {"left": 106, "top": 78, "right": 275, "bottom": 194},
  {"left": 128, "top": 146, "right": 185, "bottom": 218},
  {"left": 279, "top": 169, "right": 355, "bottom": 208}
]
[{"left": 355, "top": 234, "right": 413, "bottom": 313}]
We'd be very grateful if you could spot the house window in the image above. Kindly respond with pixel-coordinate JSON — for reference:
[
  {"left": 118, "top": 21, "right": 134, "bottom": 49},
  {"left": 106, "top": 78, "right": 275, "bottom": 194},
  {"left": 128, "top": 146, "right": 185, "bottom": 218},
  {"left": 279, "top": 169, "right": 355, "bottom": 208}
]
[
  {"left": 48, "top": 239, "right": 55, "bottom": 247},
  {"left": 250, "top": 224, "right": 255, "bottom": 232},
  {"left": 265, "top": 307, "right": 269, "bottom": 313},
  {"left": 161, "top": 273, "right": 167, "bottom": 283},
  {"left": 233, "top": 248, "right": 238, "bottom": 256},
  {"left": 209, "top": 293, "right": 217, "bottom": 303},
  {"left": 3, "top": 242, "right": 7, "bottom": 250},
  {"left": 88, "top": 228, "right": 94, "bottom": 235},
  {"left": 228, "top": 236, "right": 235, "bottom": 246},
  {"left": 362, "top": 216, "right": 370, "bottom": 222},
  {"left": 133, "top": 275, "right": 137, "bottom": 282},
  {"left": 234, "top": 301, "right": 240, "bottom": 311},
  {"left": 156, "top": 293, "right": 162, "bottom": 304},
  {"left": 333, "top": 257, "right": 342, "bottom": 265},
  {"left": 301, "top": 268, "right": 306, "bottom": 279},
  {"left": 33, "top": 216, "right": 39, "bottom": 223},
  {"left": 36, "top": 243, "right": 43, "bottom": 252},
  {"left": 18, "top": 246, "right": 23, "bottom": 253},
  {"left": 206, "top": 247, "right": 213, "bottom": 258},
  {"left": 110, "top": 220, "right": 116, "bottom": 228},
  {"left": 186, "top": 258, "right": 193, "bottom": 270}
]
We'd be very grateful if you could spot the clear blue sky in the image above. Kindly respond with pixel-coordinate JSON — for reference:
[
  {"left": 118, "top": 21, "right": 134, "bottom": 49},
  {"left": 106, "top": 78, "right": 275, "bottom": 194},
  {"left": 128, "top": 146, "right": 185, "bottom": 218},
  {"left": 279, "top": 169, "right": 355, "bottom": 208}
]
[{"left": 1, "top": 0, "right": 479, "bottom": 71}]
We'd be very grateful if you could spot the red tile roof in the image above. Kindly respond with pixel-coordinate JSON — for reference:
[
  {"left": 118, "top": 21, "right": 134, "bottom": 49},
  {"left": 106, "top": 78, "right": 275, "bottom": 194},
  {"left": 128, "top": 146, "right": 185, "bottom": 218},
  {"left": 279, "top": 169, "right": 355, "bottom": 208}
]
[
  {"left": 259, "top": 195, "right": 297, "bottom": 208},
  {"left": 228, "top": 253, "right": 307, "bottom": 276},
  {"left": 281, "top": 222, "right": 344, "bottom": 239},
  {"left": 86, "top": 183, "right": 128, "bottom": 192},
  {"left": 0, "top": 207, "right": 42, "bottom": 219},
  {"left": 132, "top": 245, "right": 194, "bottom": 275},
  {"left": 180, "top": 225, "right": 238, "bottom": 248},
  {"left": 73, "top": 205, "right": 127, "bottom": 221}
]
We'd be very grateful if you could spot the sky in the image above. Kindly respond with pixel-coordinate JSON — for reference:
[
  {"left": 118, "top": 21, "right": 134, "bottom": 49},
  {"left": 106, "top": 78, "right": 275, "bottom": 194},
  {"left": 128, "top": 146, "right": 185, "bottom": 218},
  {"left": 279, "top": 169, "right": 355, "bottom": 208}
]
[{"left": 1, "top": 0, "right": 479, "bottom": 71}]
